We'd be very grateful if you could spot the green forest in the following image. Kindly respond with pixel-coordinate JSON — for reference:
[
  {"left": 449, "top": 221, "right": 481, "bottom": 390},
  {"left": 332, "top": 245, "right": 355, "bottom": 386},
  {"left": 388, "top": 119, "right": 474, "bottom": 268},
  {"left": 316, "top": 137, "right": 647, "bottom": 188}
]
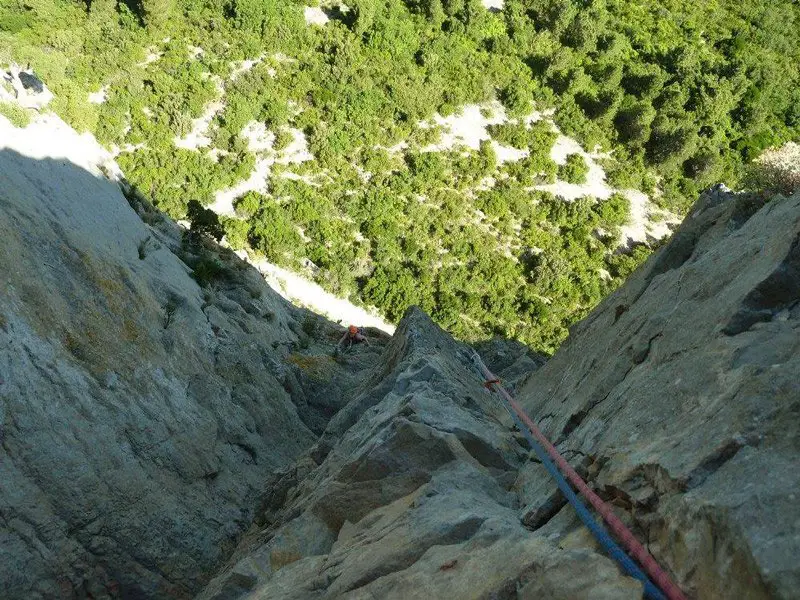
[{"left": 2, "top": 0, "right": 798, "bottom": 352}]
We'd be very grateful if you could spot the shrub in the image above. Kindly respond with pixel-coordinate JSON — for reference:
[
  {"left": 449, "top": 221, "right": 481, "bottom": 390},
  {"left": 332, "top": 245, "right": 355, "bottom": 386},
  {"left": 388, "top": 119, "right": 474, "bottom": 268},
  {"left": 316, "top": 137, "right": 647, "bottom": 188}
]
[
  {"left": 0, "top": 101, "right": 30, "bottom": 127},
  {"left": 187, "top": 199, "right": 225, "bottom": 241},
  {"left": 190, "top": 256, "right": 226, "bottom": 287},
  {"left": 234, "top": 191, "right": 264, "bottom": 218},
  {"left": 595, "top": 193, "right": 630, "bottom": 228},
  {"left": 273, "top": 128, "right": 294, "bottom": 152},
  {"left": 558, "top": 153, "right": 589, "bottom": 184},
  {"left": 223, "top": 217, "right": 250, "bottom": 250}
]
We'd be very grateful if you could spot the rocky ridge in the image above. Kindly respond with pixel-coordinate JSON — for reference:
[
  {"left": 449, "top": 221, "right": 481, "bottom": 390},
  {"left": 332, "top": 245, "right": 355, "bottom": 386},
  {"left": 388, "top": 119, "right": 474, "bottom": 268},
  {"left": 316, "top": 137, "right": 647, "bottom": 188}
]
[
  {"left": 0, "top": 140, "right": 353, "bottom": 597},
  {"left": 198, "top": 186, "right": 800, "bottom": 600},
  {"left": 518, "top": 186, "right": 800, "bottom": 599}
]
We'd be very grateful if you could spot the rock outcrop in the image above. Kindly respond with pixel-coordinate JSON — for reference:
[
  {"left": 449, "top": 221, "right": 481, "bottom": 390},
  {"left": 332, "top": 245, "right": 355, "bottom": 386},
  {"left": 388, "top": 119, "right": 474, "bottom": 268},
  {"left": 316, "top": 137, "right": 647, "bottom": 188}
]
[
  {"left": 197, "top": 308, "right": 641, "bottom": 600},
  {"left": 1, "top": 108, "right": 798, "bottom": 600},
  {"left": 1, "top": 64, "right": 54, "bottom": 109},
  {"left": 517, "top": 186, "right": 800, "bottom": 599},
  {"left": 0, "top": 143, "right": 321, "bottom": 597},
  {"left": 197, "top": 187, "right": 800, "bottom": 600}
]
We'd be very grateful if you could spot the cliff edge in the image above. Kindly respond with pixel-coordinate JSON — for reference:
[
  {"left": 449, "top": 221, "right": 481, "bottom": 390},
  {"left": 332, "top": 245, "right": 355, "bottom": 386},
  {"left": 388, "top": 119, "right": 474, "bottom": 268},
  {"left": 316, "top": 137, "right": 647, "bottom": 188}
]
[{"left": 197, "top": 188, "right": 799, "bottom": 599}]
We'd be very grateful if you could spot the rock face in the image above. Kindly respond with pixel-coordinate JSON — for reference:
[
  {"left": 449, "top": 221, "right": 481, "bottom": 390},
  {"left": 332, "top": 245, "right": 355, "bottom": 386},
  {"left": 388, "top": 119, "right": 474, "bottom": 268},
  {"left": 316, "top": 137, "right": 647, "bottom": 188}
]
[
  {"left": 517, "top": 186, "right": 800, "bottom": 599},
  {"left": 197, "top": 187, "right": 800, "bottom": 600},
  {"left": 0, "top": 144, "right": 321, "bottom": 597},
  {"left": 1, "top": 109, "right": 798, "bottom": 600},
  {"left": 197, "top": 308, "right": 642, "bottom": 600}
]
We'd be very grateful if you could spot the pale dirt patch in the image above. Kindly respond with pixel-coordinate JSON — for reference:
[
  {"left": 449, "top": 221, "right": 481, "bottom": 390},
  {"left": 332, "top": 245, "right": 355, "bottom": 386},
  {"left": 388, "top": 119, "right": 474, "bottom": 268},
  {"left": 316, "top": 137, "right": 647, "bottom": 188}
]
[
  {"left": 617, "top": 190, "right": 681, "bottom": 247},
  {"left": 422, "top": 101, "right": 677, "bottom": 246},
  {"left": 281, "top": 171, "right": 320, "bottom": 186},
  {"left": 209, "top": 126, "right": 313, "bottom": 215},
  {"left": 423, "top": 102, "right": 505, "bottom": 151},
  {"left": 532, "top": 133, "right": 680, "bottom": 245},
  {"left": 241, "top": 252, "right": 395, "bottom": 333},
  {"left": 532, "top": 133, "right": 612, "bottom": 201},
  {"left": 209, "top": 157, "right": 272, "bottom": 217},
  {"left": 1, "top": 112, "right": 123, "bottom": 180},
  {"left": 88, "top": 85, "right": 108, "bottom": 105},
  {"left": 208, "top": 148, "right": 228, "bottom": 162},
  {"left": 423, "top": 101, "right": 539, "bottom": 164},
  {"left": 492, "top": 141, "right": 527, "bottom": 163},
  {"left": 276, "top": 127, "right": 313, "bottom": 164},
  {"left": 174, "top": 77, "right": 225, "bottom": 151},
  {"left": 241, "top": 121, "right": 274, "bottom": 152},
  {"left": 749, "top": 142, "right": 800, "bottom": 193},
  {"left": 139, "top": 48, "right": 162, "bottom": 67},
  {"left": 230, "top": 55, "right": 268, "bottom": 80},
  {"left": 304, "top": 6, "right": 330, "bottom": 25},
  {"left": 376, "top": 141, "right": 408, "bottom": 155},
  {"left": 110, "top": 142, "right": 146, "bottom": 158}
]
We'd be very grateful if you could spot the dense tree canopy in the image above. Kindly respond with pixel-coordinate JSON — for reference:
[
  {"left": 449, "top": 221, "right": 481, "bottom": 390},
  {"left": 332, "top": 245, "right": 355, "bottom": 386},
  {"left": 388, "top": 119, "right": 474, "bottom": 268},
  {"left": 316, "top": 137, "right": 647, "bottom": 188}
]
[{"left": 3, "top": 0, "right": 797, "bottom": 352}]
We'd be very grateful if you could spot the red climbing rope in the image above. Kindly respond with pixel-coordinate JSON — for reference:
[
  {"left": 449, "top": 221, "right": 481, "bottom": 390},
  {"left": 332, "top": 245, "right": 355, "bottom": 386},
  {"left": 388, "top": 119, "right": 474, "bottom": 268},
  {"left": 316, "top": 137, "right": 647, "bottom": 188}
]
[
  {"left": 473, "top": 354, "right": 686, "bottom": 600},
  {"left": 483, "top": 378, "right": 501, "bottom": 389}
]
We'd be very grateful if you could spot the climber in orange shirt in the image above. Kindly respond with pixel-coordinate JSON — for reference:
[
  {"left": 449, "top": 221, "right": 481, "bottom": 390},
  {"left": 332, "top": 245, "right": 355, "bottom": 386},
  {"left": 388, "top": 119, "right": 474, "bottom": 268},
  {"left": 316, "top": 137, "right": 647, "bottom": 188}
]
[{"left": 336, "top": 324, "right": 370, "bottom": 354}]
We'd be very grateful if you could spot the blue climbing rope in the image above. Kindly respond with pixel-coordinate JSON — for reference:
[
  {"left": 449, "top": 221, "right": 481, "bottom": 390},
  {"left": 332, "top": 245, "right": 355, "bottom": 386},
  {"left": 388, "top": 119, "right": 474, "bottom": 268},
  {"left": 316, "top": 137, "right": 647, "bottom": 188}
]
[{"left": 499, "top": 394, "right": 666, "bottom": 600}]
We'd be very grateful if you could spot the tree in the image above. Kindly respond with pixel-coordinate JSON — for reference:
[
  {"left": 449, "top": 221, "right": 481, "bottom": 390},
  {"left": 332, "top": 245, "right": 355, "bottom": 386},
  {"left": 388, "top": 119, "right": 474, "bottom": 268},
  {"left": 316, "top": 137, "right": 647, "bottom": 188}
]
[
  {"left": 223, "top": 217, "right": 250, "bottom": 250},
  {"left": 614, "top": 98, "right": 656, "bottom": 144},
  {"left": 140, "top": 0, "right": 174, "bottom": 29},
  {"left": 362, "top": 265, "right": 421, "bottom": 321},
  {"left": 249, "top": 202, "right": 303, "bottom": 262},
  {"left": 595, "top": 193, "right": 630, "bottom": 228},
  {"left": 558, "top": 153, "right": 589, "bottom": 184},
  {"left": 187, "top": 200, "right": 225, "bottom": 241}
]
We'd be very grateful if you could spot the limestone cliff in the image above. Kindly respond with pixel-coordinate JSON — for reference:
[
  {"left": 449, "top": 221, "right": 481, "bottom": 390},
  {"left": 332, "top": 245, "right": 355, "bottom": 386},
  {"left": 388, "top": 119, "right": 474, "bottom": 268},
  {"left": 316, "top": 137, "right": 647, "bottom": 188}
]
[
  {"left": 195, "top": 187, "right": 800, "bottom": 600},
  {"left": 1, "top": 113, "right": 798, "bottom": 600},
  {"left": 0, "top": 141, "right": 322, "bottom": 597}
]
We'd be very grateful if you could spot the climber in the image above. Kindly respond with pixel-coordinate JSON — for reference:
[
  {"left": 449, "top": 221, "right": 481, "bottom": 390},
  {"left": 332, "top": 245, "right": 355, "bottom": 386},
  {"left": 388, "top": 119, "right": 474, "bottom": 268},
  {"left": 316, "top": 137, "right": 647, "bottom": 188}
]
[{"left": 335, "top": 324, "right": 370, "bottom": 354}]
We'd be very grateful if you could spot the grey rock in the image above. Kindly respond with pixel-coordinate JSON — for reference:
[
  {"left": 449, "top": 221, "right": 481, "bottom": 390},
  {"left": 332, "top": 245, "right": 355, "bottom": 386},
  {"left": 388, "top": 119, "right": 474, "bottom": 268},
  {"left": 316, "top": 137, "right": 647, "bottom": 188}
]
[
  {"left": 197, "top": 309, "right": 637, "bottom": 599},
  {"left": 517, "top": 189, "right": 800, "bottom": 598},
  {"left": 473, "top": 337, "right": 547, "bottom": 393},
  {"left": 0, "top": 149, "right": 316, "bottom": 597},
  {"left": 18, "top": 71, "right": 44, "bottom": 93}
]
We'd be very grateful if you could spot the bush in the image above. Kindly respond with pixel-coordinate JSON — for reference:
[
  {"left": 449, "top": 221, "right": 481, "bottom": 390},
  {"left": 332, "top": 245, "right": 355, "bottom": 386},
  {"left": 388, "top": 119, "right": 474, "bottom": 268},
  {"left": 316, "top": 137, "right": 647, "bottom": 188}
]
[
  {"left": 487, "top": 122, "right": 529, "bottom": 149},
  {"left": 595, "top": 193, "right": 630, "bottom": 228},
  {"left": 190, "top": 255, "right": 226, "bottom": 287},
  {"left": 558, "top": 153, "right": 589, "bottom": 184},
  {"left": 187, "top": 199, "right": 225, "bottom": 241},
  {"left": 248, "top": 200, "right": 303, "bottom": 262},
  {"left": 234, "top": 191, "right": 264, "bottom": 218},
  {"left": 273, "top": 128, "right": 294, "bottom": 152},
  {"left": 0, "top": 101, "right": 31, "bottom": 127},
  {"left": 223, "top": 217, "right": 250, "bottom": 250}
]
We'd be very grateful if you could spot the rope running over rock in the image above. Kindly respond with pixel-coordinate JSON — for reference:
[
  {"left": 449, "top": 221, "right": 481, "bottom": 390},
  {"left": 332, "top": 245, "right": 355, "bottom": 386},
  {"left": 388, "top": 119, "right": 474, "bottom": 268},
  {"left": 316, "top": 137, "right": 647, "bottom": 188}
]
[{"left": 470, "top": 351, "right": 686, "bottom": 600}]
